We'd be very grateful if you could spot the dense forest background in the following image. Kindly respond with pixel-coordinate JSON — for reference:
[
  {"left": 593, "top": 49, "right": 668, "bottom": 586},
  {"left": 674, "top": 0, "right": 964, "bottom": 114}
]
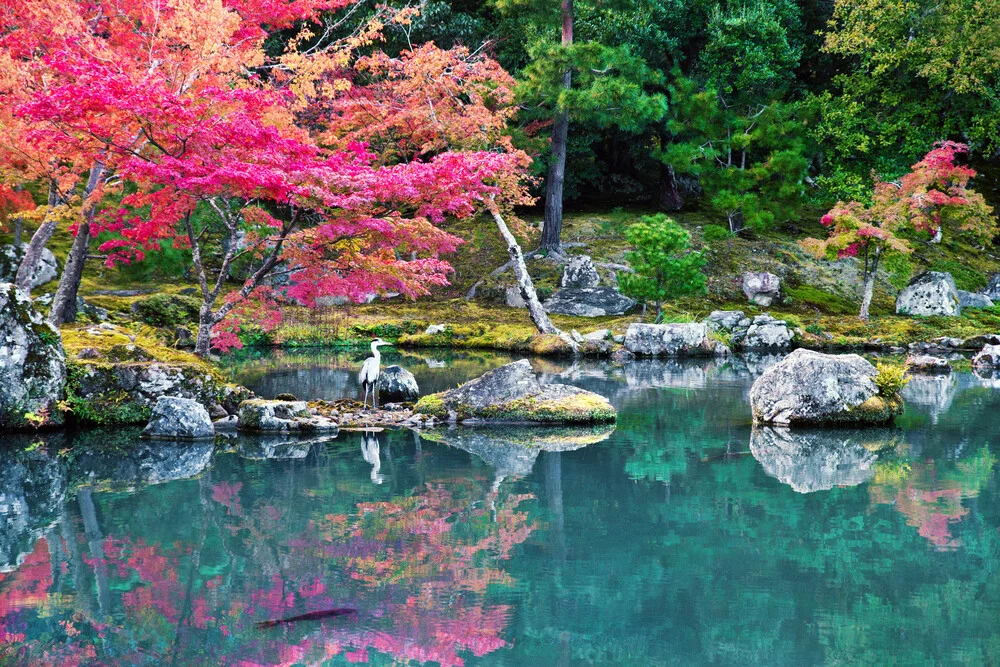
[{"left": 319, "top": 0, "right": 1000, "bottom": 221}]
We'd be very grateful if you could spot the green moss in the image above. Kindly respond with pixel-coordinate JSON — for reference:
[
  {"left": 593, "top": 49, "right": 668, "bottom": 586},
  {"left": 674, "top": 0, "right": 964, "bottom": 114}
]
[
  {"left": 784, "top": 285, "right": 856, "bottom": 315},
  {"left": 846, "top": 394, "right": 904, "bottom": 425},
  {"left": 64, "top": 363, "right": 152, "bottom": 426},
  {"left": 131, "top": 293, "right": 202, "bottom": 327},
  {"left": 413, "top": 393, "right": 448, "bottom": 418},
  {"left": 929, "top": 260, "right": 987, "bottom": 291}
]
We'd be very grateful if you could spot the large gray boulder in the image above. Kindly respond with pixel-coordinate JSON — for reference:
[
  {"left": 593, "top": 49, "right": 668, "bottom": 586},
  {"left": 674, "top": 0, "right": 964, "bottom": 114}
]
[
  {"left": 705, "top": 310, "right": 745, "bottom": 331},
  {"left": 0, "top": 283, "right": 66, "bottom": 429},
  {"left": 141, "top": 396, "right": 214, "bottom": 440},
  {"left": 896, "top": 271, "right": 961, "bottom": 317},
  {"left": 414, "top": 359, "right": 615, "bottom": 424},
  {"left": 750, "top": 427, "right": 887, "bottom": 493},
  {"left": 378, "top": 365, "right": 419, "bottom": 402},
  {"left": 560, "top": 255, "right": 601, "bottom": 288},
  {"left": 237, "top": 399, "right": 338, "bottom": 433},
  {"left": 749, "top": 348, "right": 903, "bottom": 426},
  {"left": 624, "top": 322, "right": 723, "bottom": 357},
  {"left": 742, "top": 272, "right": 781, "bottom": 306},
  {"left": 0, "top": 244, "right": 58, "bottom": 288},
  {"left": 542, "top": 287, "right": 636, "bottom": 317},
  {"left": 738, "top": 314, "right": 794, "bottom": 350}
]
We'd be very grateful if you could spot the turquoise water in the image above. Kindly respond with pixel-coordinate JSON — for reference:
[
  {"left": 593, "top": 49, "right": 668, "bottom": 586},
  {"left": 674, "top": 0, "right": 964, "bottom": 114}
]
[{"left": 2, "top": 352, "right": 999, "bottom": 665}]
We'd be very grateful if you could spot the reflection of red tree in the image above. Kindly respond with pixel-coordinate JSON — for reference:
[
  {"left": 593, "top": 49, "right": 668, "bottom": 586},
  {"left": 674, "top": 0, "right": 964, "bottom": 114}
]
[
  {"left": 0, "top": 538, "right": 53, "bottom": 643},
  {"left": 870, "top": 458, "right": 990, "bottom": 551}
]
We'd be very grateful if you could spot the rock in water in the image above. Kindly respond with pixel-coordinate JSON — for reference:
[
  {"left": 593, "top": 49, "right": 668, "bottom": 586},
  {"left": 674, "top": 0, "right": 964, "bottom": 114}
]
[
  {"left": 749, "top": 348, "right": 903, "bottom": 426},
  {"left": 560, "top": 255, "right": 601, "bottom": 288},
  {"left": 379, "top": 365, "right": 419, "bottom": 402},
  {"left": 958, "top": 290, "right": 994, "bottom": 309},
  {"left": 0, "top": 244, "right": 58, "bottom": 288},
  {"left": 742, "top": 272, "right": 781, "bottom": 306},
  {"left": 0, "top": 283, "right": 66, "bottom": 429},
  {"left": 141, "top": 396, "right": 215, "bottom": 440},
  {"left": 623, "top": 323, "right": 722, "bottom": 357},
  {"left": 237, "top": 399, "right": 338, "bottom": 433},
  {"left": 896, "top": 271, "right": 962, "bottom": 317},
  {"left": 750, "top": 427, "right": 889, "bottom": 493},
  {"left": 972, "top": 344, "right": 1000, "bottom": 369},
  {"left": 906, "top": 355, "right": 951, "bottom": 374},
  {"left": 542, "top": 287, "right": 636, "bottom": 317},
  {"left": 413, "top": 359, "right": 615, "bottom": 424}
]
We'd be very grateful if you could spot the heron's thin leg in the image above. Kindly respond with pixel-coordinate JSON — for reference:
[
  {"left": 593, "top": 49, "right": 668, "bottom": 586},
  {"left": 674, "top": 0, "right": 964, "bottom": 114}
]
[{"left": 362, "top": 384, "right": 369, "bottom": 410}]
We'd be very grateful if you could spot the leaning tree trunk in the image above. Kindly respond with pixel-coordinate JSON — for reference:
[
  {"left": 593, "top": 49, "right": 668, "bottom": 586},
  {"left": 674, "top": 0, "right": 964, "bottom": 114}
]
[
  {"left": 15, "top": 181, "right": 60, "bottom": 293},
  {"left": 194, "top": 306, "right": 218, "bottom": 357},
  {"left": 539, "top": 0, "right": 574, "bottom": 252},
  {"left": 489, "top": 206, "right": 562, "bottom": 336},
  {"left": 49, "top": 162, "right": 105, "bottom": 325}
]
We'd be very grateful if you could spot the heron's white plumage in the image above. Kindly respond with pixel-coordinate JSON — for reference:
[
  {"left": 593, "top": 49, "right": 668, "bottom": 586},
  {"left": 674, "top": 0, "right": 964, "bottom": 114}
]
[
  {"left": 358, "top": 356, "right": 379, "bottom": 386},
  {"left": 359, "top": 339, "right": 387, "bottom": 409}
]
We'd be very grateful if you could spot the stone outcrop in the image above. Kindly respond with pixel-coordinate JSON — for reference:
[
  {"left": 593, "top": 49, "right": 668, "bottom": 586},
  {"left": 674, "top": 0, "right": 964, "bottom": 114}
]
[
  {"left": 959, "top": 290, "right": 994, "bottom": 309},
  {"left": 413, "top": 359, "right": 616, "bottom": 424},
  {"left": 378, "top": 365, "right": 419, "bottom": 402},
  {"left": 896, "top": 271, "right": 961, "bottom": 317},
  {"left": 906, "top": 354, "right": 951, "bottom": 374},
  {"left": 750, "top": 427, "right": 890, "bottom": 493},
  {"left": 749, "top": 348, "right": 903, "bottom": 426},
  {"left": 972, "top": 344, "right": 1000, "bottom": 370},
  {"left": 742, "top": 272, "right": 781, "bottom": 306},
  {"left": 0, "top": 283, "right": 66, "bottom": 429},
  {"left": 69, "top": 360, "right": 252, "bottom": 425},
  {"left": 983, "top": 273, "right": 1000, "bottom": 301},
  {"left": 623, "top": 322, "right": 724, "bottom": 357},
  {"left": 237, "top": 399, "right": 338, "bottom": 433},
  {"left": 738, "top": 314, "right": 795, "bottom": 350},
  {"left": 0, "top": 244, "right": 58, "bottom": 288},
  {"left": 542, "top": 287, "right": 636, "bottom": 317},
  {"left": 702, "top": 310, "right": 794, "bottom": 351},
  {"left": 141, "top": 396, "right": 215, "bottom": 440},
  {"left": 560, "top": 255, "right": 601, "bottom": 288}
]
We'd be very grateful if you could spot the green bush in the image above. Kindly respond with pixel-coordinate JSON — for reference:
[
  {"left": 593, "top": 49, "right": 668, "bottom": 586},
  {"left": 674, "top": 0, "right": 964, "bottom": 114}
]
[
  {"left": 703, "top": 224, "right": 734, "bottom": 243},
  {"left": 619, "top": 214, "right": 707, "bottom": 319},
  {"left": 875, "top": 362, "right": 910, "bottom": 398},
  {"left": 131, "top": 294, "right": 202, "bottom": 327}
]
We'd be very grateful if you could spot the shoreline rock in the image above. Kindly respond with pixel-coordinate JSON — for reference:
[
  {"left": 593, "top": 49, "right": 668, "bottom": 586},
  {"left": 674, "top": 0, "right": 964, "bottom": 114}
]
[
  {"left": 237, "top": 399, "right": 339, "bottom": 433},
  {"left": 413, "top": 359, "right": 616, "bottom": 424},
  {"left": 141, "top": 396, "right": 215, "bottom": 440},
  {"left": 624, "top": 322, "right": 724, "bottom": 357},
  {"left": 749, "top": 348, "right": 903, "bottom": 426}
]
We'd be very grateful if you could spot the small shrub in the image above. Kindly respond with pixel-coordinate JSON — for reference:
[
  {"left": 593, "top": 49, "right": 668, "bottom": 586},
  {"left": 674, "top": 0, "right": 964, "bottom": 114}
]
[
  {"left": 703, "top": 224, "right": 734, "bottom": 243},
  {"left": 875, "top": 362, "right": 909, "bottom": 397},
  {"left": 131, "top": 294, "right": 202, "bottom": 327},
  {"left": 805, "top": 323, "right": 824, "bottom": 335},
  {"left": 619, "top": 214, "right": 707, "bottom": 320}
]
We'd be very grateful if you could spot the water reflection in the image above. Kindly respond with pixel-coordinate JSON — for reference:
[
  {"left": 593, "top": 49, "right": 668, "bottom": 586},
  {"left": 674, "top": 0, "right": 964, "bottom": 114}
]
[
  {"left": 3, "top": 356, "right": 1000, "bottom": 664},
  {"left": 749, "top": 427, "right": 896, "bottom": 493}
]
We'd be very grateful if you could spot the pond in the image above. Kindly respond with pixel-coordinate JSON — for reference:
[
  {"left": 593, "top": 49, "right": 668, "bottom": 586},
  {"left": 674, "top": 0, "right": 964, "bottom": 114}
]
[{"left": 2, "top": 350, "right": 1000, "bottom": 665}]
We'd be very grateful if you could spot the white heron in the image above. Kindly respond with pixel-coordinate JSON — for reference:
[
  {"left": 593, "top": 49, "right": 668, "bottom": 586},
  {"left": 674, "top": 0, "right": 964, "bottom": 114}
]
[{"left": 358, "top": 337, "right": 391, "bottom": 409}]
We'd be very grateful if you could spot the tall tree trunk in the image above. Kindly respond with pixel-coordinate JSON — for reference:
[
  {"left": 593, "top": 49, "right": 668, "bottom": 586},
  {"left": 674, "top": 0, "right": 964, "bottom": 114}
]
[
  {"left": 15, "top": 182, "right": 60, "bottom": 293},
  {"left": 489, "top": 205, "right": 562, "bottom": 336},
  {"left": 540, "top": 0, "right": 573, "bottom": 252},
  {"left": 659, "top": 164, "right": 683, "bottom": 211},
  {"left": 194, "top": 307, "right": 217, "bottom": 357},
  {"left": 50, "top": 162, "right": 105, "bottom": 325}
]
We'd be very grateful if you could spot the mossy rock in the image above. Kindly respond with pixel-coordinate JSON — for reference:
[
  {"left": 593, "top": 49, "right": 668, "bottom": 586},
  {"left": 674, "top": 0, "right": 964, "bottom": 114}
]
[{"left": 131, "top": 293, "right": 202, "bottom": 327}]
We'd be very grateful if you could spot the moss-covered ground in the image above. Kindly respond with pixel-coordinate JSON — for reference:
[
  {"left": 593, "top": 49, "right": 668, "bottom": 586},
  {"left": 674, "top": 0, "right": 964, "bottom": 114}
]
[{"left": 8, "top": 206, "right": 1000, "bottom": 357}]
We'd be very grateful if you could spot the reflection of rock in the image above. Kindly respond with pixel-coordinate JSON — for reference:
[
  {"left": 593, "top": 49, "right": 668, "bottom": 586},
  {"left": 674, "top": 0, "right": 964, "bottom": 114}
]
[
  {"left": 903, "top": 373, "right": 959, "bottom": 424},
  {"left": 623, "top": 358, "right": 712, "bottom": 390},
  {"left": 0, "top": 447, "right": 66, "bottom": 571},
  {"left": 750, "top": 349, "right": 902, "bottom": 426},
  {"left": 378, "top": 365, "right": 419, "bottom": 402},
  {"left": 71, "top": 441, "right": 213, "bottom": 490},
  {"left": 750, "top": 427, "right": 892, "bottom": 493},
  {"left": 414, "top": 360, "right": 616, "bottom": 424},
  {"left": 423, "top": 424, "right": 615, "bottom": 478},
  {"left": 236, "top": 436, "right": 316, "bottom": 460}
]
